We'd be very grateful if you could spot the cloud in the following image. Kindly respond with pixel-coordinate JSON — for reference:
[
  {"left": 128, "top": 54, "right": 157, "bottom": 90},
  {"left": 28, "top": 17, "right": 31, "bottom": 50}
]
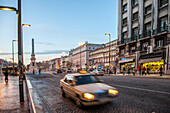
[
  {"left": 36, "top": 41, "right": 55, "bottom": 46},
  {"left": 0, "top": 50, "right": 69, "bottom": 55}
]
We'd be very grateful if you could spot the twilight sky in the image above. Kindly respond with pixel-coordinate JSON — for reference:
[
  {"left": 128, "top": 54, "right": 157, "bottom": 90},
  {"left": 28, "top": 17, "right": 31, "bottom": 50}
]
[{"left": 0, "top": 0, "right": 118, "bottom": 65}]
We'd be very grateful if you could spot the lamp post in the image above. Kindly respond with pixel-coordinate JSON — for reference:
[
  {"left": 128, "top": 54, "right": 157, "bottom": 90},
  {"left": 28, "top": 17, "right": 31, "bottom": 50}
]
[
  {"left": 0, "top": 0, "right": 24, "bottom": 102},
  {"left": 22, "top": 24, "right": 31, "bottom": 65},
  {"left": 12, "top": 40, "right": 18, "bottom": 75},
  {"left": 79, "top": 43, "right": 83, "bottom": 69},
  {"left": 105, "top": 33, "right": 111, "bottom": 75}
]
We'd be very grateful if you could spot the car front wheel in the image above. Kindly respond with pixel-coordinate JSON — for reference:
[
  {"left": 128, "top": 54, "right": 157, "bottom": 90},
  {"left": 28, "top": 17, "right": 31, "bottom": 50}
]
[
  {"left": 61, "top": 88, "right": 66, "bottom": 97},
  {"left": 75, "top": 97, "right": 83, "bottom": 108}
]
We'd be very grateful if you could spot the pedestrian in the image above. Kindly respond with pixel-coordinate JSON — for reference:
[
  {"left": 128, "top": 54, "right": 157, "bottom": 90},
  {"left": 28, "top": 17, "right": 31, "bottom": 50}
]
[
  {"left": 4, "top": 67, "right": 8, "bottom": 82},
  {"left": 142, "top": 67, "right": 146, "bottom": 75},
  {"left": 114, "top": 67, "right": 116, "bottom": 74},
  {"left": 147, "top": 66, "right": 150, "bottom": 75},
  {"left": 128, "top": 67, "right": 130, "bottom": 75},
  {"left": 39, "top": 69, "right": 41, "bottom": 75},
  {"left": 33, "top": 69, "right": 35, "bottom": 75},
  {"left": 139, "top": 66, "right": 141, "bottom": 75},
  {"left": 160, "top": 65, "right": 163, "bottom": 76},
  {"left": 123, "top": 67, "right": 126, "bottom": 75},
  {"left": 133, "top": 67, "right": 135, "bottom": 76}
]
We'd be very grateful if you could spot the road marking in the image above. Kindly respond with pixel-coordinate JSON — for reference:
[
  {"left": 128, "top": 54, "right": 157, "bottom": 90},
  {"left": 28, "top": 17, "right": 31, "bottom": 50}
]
[{"left": 111, "top": 84, "right": 170, "bottom": 95}]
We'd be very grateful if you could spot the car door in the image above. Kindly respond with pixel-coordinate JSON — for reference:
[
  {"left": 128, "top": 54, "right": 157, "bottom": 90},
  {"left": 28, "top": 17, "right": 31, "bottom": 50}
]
[{"left": 63, "top": 75, "right": 75, "bottom": 98}]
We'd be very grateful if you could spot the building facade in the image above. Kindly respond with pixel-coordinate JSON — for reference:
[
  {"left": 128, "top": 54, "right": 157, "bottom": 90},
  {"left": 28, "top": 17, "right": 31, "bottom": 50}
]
[
  {"left": 89, "top": 40, "right": 118, "bottom": 70},
  {"left": 118, "top": 0, "right": 170, "bottom": 74},
  {"left": 69, "top": 42, "right": 104, "bottom": 71}
]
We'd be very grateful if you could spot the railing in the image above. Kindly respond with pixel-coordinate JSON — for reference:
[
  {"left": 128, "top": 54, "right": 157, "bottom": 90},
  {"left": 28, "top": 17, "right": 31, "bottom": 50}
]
[
  {"left": 118, "top": 25, "right": 169, "bottom": 45},
  {"left": 25, "top": 75, "right": 36, "bottom": 113},
  {"left": 153, "top": 26, "right": 169, "bottom": 35}
]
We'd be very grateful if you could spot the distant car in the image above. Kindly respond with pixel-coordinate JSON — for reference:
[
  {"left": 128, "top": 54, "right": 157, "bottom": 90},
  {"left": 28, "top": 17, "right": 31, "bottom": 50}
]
[
  {"left": 90, "top": 69, "right": 104, "bottom": 76},
  {"left": 60, "top": 73, "right": 118, "bottom": 107},
  {"left": 54, "top": 69, "right": 62, "bottom": 74},
  {"left": 80, "top": 69, "right": 87, "bottom": 74},
  {"left": 67, "top": 68, "right": 72, "bottom": 73}
]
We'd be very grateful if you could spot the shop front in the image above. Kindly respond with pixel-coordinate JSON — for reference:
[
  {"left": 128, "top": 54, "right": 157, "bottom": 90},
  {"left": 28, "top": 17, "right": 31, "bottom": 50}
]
[
  {"left": 119, "top": 58, "right": 135, "bottom": 73},
  {"left": 138, "top": 57, "right": 164, "bottom": 73}
]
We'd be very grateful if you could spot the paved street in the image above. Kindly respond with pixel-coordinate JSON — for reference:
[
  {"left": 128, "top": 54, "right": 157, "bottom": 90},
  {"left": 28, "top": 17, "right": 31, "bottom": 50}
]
[{"left": 27, "top": 73, "right": 170, "bottom": 113}]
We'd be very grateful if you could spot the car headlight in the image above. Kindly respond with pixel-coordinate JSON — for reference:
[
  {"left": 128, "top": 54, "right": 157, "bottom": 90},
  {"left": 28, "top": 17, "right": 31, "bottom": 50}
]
[
  {"left": 108, "top": 89, "right": 118, "bottom": 95},
  {"left": 83, "top": 93, "right": 94, "bottom": 100}
]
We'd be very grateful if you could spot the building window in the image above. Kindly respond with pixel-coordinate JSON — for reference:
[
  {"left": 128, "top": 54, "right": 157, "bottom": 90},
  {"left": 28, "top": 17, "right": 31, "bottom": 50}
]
[
  {"left": 141, "top": 42, "right": 149, "bottom": 51},
  {"left": 132, "top": 0, "right": 138, "bottom": 6},
  {"left": 130, "top": 46, "right": 136, "bottom": 53},
  {"left": 93, "top": 47, "right": 95, "bottom": 50},
  {"left": 132, "top": 27, "right": 138, "bottom": 39},
  {"left": 123, "top": 18, "right": 127, "bottom": 25},
  {"left": 120, "top": 49, "right": 125, "bottom": 55},
  {"left": 144, "top": 23, "right": 151, "bottom": 37},
  {"left": 145, "top": 5, "right": 152, "bottom": 15},
  {"left": 123, "top": 4, "right": 127, "bottom": 12},
  {"left": 156, "top": 39, "right": 163, "bottom": 47},
  {"left": 133, "top": 12, "right": 138, "bottom": 20},
  {"left": 160, "top": 0, "right": 168, "bottom": 8},
  {"left": 160, "top": 16, "right": 168, "bottom": 32},
  {"left": 89, "top": 47, "right": 91, "bottom": 50},
  {"left": 123, "top": 32, "right": 128, "bottom": 42}
]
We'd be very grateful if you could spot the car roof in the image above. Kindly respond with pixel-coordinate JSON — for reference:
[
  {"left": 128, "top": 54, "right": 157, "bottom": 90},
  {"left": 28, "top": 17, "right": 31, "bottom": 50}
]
[{"left": 65, "top": 73, "right": 92, "bottom": 77}]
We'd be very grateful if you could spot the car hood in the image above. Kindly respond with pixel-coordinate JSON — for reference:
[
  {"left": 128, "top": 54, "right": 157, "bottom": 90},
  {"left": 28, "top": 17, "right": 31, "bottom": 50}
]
[{"left": 74, "top": 83, "right": 116, "bottom": 93}]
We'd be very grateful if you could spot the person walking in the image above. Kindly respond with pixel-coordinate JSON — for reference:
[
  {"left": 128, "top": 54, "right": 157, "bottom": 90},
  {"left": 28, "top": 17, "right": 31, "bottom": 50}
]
[
  {"left": 39, "top": 69, "right": 41, "bottom": 75},
  {"left": 4, "top": 67, "right": 8, "bottom": 82},
  {"left": 160, "top": 65, "right": 163, "bottom": 76},
  {"left": 142, "top": 67, "right": 146, "bottom": 75},
  {"left": 128, "top": 67, "right": 130, "bottom": 75},
  {"left": 123, "top": 67, "right": 126, "bottom": 75},
  {"left": 147, "top": 66, "right": 150, "bottom": 75},
  {"left": 33, "top": 69, "right": 35, "bottom": 75},
  {"left": 139, "top": 66, "right": 141, "bottom": 75}
]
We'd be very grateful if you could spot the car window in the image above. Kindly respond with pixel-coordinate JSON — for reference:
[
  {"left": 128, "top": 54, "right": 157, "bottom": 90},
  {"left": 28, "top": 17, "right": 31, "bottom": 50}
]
[
  {"left": 98, "top": 69, "right": 103, "bottom": 71},
  {"left": 75, "top": 75, "right": 98, "bottom": 85},
  {"left": 64, "top": 75, "right": 73, "bottom": 84},
  {"left": 93, "top": 70, "right": 96, "bottom": 72}
]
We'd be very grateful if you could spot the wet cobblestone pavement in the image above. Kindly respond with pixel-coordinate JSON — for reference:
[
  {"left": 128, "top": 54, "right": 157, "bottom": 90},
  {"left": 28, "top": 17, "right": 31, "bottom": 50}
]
[
  {"left": 27, "top": 73, "right": 170, "bottom": 113},
  {"left": 0, "top": 75, "right": 28, "bottom": 113}
]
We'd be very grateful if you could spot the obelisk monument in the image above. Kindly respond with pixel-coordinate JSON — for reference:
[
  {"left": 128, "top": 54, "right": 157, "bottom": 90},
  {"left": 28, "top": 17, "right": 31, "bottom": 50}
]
[{"left": 29, "top": 38, "right": 38, "bottom": 73}]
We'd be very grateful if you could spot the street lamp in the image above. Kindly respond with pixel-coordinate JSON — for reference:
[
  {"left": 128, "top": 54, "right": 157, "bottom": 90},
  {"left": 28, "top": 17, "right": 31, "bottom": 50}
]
[
  {"left": 105, "top": 33, "right": 111, "bottom": 75},
  {"left": 0, "top": 0, "right": 24, "bottom": 102},
  {"left": 79, "top": 42, "right": 83, "bottom": 69},
  {"left": 22, "top": 24, "right": 31, "bottom": 65},
  {"left": 12, "top": 40, "right": 18, "bottom": 75}
]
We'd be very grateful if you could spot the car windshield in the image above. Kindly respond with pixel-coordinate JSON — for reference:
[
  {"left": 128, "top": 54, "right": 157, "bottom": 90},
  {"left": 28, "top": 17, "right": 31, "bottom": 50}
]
[
  {"left": 98, "top": 69, "right": 103, "bottom": 71},
  {"left": 75, "top": 75, "right": 98, "bottom": 85}
]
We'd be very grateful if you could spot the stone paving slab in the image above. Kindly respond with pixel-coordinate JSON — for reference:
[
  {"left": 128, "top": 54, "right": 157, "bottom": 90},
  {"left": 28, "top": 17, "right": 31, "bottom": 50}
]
[{"left": 0, "top": 75, "right": 28, "bottom": 113}]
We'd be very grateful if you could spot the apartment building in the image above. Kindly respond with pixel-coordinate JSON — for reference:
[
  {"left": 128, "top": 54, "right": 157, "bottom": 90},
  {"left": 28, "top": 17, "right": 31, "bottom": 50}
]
[
  {"left": 69, "top": 42, "right": 104, "bottom": 70},
  {"left": 118, "top": 0, "right": 170, "bottom": 74},
  {"left": 89, "top": 40, "right": 118, "bottom": 69}
]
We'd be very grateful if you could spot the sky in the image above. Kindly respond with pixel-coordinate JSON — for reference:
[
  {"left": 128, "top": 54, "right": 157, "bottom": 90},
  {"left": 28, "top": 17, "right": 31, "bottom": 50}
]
[{"left": 0, "top": 0, "right": 118, "bottom": 65}]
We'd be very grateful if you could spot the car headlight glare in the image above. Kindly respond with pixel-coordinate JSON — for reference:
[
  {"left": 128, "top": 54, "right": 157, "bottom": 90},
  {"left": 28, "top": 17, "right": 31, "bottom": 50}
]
[
  {"left": 108, "top": 89, "right": 118, "bottom": 95},
  {"left": 83, "top": 93, "right": 94, "bottom": 99}
]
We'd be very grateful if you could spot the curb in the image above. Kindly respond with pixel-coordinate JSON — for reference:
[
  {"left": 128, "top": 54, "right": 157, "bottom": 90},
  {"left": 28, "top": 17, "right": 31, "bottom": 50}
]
[{"left": 105, "top": 74, "right": 170, "bottom": 79}]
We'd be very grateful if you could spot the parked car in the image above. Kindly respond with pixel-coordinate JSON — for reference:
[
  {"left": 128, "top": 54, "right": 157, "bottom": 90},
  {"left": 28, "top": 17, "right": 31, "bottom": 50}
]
[
  {"left": 60, "top": 73, "right": 119, "bottom": 107},
  {"left": 90, "top": 69, "right": 104, "bottom": 76},
  {"left": 66, "top": 68, "right": 72, "bottom": 73}
]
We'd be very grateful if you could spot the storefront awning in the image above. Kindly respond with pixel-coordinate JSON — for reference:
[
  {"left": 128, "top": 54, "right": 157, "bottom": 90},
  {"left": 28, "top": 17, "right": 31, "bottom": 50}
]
[
  {"left": 119, "top": 58, "right": 134, "bottom": 63},
  {"left": 138, "top": 57, "right": 162, "bottom": 64}
]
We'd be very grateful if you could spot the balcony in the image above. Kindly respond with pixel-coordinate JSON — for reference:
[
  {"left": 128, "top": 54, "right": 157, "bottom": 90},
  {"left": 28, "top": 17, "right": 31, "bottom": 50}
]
[{"left": 153, "top": 26, "right": 169, "bottom": 35}]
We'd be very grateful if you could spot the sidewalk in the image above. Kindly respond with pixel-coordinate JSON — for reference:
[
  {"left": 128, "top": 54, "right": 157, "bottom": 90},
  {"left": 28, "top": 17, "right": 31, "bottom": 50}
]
[
  {"left": 106, "top": 73, "right": 170, "bottom": 79},
  {"left": 0, "top": 74, "right": 28, "bottom": 113}
]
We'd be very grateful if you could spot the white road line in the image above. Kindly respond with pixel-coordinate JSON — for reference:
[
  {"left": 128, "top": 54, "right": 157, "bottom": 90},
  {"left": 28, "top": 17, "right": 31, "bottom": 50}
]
[{"left": 111, "top": 84, "right": 170, "bottom": 95}]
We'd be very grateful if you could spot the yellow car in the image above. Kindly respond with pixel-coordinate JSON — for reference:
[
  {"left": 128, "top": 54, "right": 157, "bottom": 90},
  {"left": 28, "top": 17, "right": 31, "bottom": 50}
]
[{"left": 60, "top": 73, "right": 118, "bottom": 108}]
